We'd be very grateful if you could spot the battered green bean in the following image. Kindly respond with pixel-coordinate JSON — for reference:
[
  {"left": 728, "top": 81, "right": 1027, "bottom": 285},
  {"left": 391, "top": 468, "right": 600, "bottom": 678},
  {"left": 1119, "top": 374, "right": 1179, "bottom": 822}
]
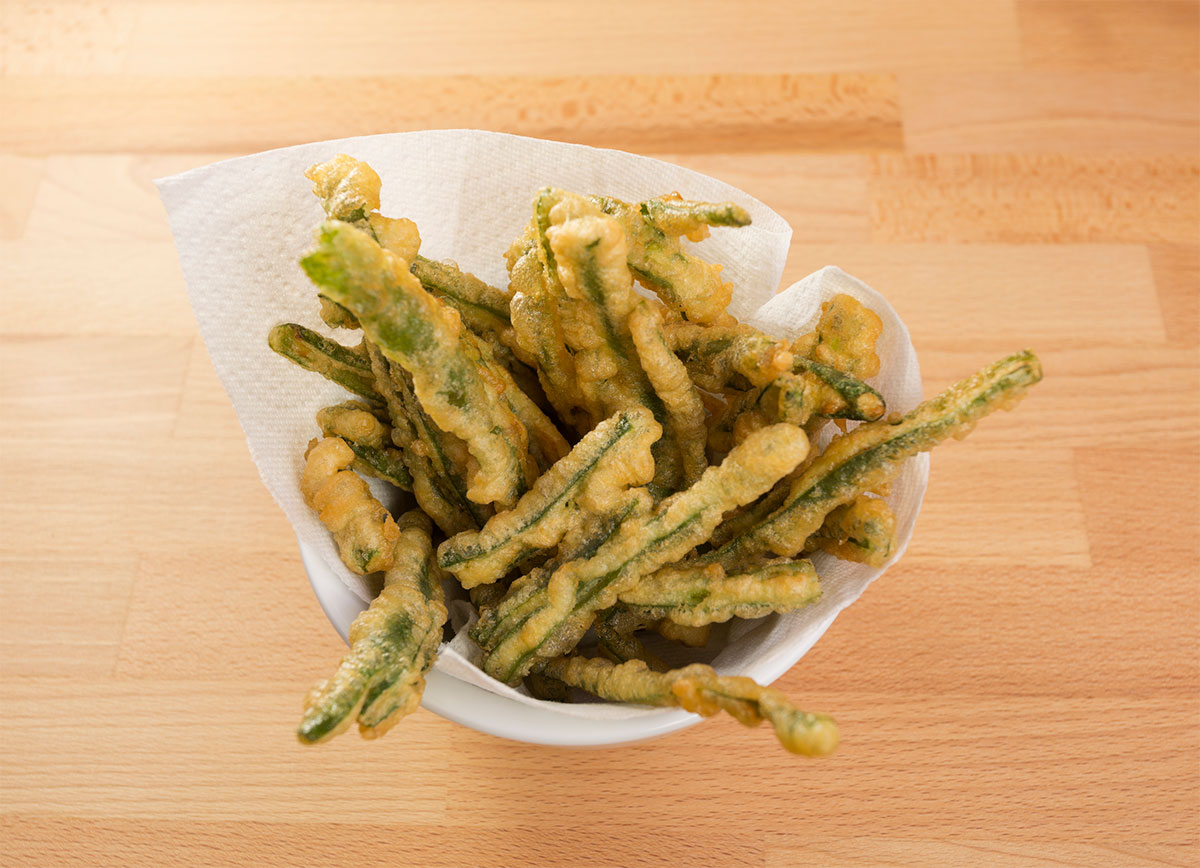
[
  {"left": 595, "top": 607, "right": 666, "bottom": 670},
  {"left": 298, "top": 511, "right": 447, "bottom": 743},
  {"left": 594, "top": 194, "right": 750, "bottom": 325},
  {"left": 302, "top": 220, "right": 535, "bottom": 508},
  {"left": 620, "top": 559, "right": 821, "bottom": 626},
  {"left": 316, "top": 401, "right": 412, "bottom": 490},
  {"left": 705, "top": 350, "right": 1043, "bottom": 568},
  {"left": 805, "top": 496, "right": 896, "bottom": 567},
  {"left": 653, "top": 620, "right": 711, "bottom": 648},
  {"left": 365, "top": 344, "right": 485, "bottom": 536},
  {"left": 267, "top": 323, "right": 380, "bottom": 403},
  {"left": 794, "top": 293, "right": 884, "bottom": 380},
  {"left": 475, "top": 424, "right": 809, "bottom": 684},
  {"left": 666, "top": 320, "right": 794, "bottom": 391},
  {"left": 300, "top": 437, "right": 399, "bottom": 575},
  {"left": 541, "top": 656, "right": 839, "bottom": 757},
  {"left": 439, "top": 408, "right": 661, "bottom": 588},
  {"left": 507, "top": 235, "right": 592, "bottom": 431},
  {"left": 629, "top": 301, "right": 708, "bottom": 486},
  {"left": 410, "top": 255, "right": 514, "bottom": 347},
  {"left": 542, "top": 190, "right": 680, "bottom": 494}
]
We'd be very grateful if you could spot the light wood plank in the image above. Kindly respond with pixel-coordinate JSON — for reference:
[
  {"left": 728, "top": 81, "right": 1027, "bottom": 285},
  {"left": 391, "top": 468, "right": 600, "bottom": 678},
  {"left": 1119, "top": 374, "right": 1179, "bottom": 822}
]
[
  {"left": 2, "top": 1, "right": 1022, "bottom": 78},
  {"left": 0, "top": 74, "right": 903, "bottom": 154},
  {"left": 870, "top": 154, "right": 1200, "bottom": 243},
  {"left": 899, "top": 70, "right": 1199, "bottom": 153},
  {"left": 0, "top": 153, "right": 43, "bottom": 238},
  {"left": 0, "top": 335, "right": 191, "bottom": 438},
  {"left": 0, "top": 559, "right": 137, "bottom": 677},
  {"left": 1018, "top": 0, "right": 1200, "bottom": 71}
]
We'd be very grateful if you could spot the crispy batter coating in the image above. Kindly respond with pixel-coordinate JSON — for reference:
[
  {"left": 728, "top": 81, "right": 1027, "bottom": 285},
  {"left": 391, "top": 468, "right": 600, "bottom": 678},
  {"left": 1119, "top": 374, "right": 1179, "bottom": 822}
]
[
  {"left": 653, "top": 620, "right": 711, "bottom": 648},
  {"left": 794, "top": 293, "right": 884, "bottom": 379},
  {"left": 594, "top": 194, "right": 750, "bottom": 325},
  {"left": 302, "top": 221, "right": 535, "bottom": 508},
  {"left": 806, "top": 496, "right": 897, "bottom": 567},
  {"left": 542, "top": 656, "right": 839, "bottom": 756},
  {"left": 629, "top": 302, "right": 708, "bottom": 486},
  {"left": 316, "top": 401, "right": 412, "bottom": 490},
  {"left": 621, "top": 559, "right": 821, "bottom": 626},
  {"left": 475, "top": 424, "right": 809, "bottom": 685},
  {"left": 298, "top": 511, "right": 447, "bottom": 743},
  {"left": 439, "top": 408, "right": 661, "bottom": 589},
  {"left": 666, "top": 320, "right": 794, "bottom": 391},
  {"left": 364, "top": 344, "right": 486, "bottom": 535},
  {"left": 706, "top": 350, "right": 1043, "bottom": 568},
  {"left": 301, "top": 437, "right": 400, "bottom": 575}
]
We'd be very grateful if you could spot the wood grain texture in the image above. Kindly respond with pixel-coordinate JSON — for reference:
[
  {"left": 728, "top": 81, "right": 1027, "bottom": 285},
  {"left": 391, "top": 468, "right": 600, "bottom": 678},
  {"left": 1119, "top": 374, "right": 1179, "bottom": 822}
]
[{"left": 1, "top": 2, "right": 1197, "bottom": 866}]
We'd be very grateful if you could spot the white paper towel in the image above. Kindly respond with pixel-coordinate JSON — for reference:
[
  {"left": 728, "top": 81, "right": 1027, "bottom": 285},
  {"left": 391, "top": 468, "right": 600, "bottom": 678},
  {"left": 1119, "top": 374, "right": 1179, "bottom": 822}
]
[{"left": 157, "top": 130, "right": 927, "bottom": 718}]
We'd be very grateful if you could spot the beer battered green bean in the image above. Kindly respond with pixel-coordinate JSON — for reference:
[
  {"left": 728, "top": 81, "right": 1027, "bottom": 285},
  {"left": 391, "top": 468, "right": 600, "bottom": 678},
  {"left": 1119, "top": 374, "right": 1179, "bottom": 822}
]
[
  {"left": 541, "top": 656, "right": 839, "bottom": 757},
  {"left": 439, "top": 408, "right": 661, "bottom": 589},
  {"left": 594, "top": 194, "right": 750, "bottom": 325},
  {"left": 508, "top": 235, "right": 592, "bottom": 431},
  {"left": 316, "top": 401, "right": 412, "bottom": 490},
  {"left": 476, "top": 424, "right": 809, "bottom": 685},
  {"left": 542, "top": 191, "right": 680, "bottom": 494},
  {"left": 666, "top": 320, "right": 794, "bottom": 391},
  {"left": 620, "top": 559, "right": 821, "bottom": 626},
  {"left": 629, "top": 301, "right": 708, "bottom": 486},
  {"left": 795, "top": 293, "right": 884, "bottom": 380},
  {"left": 805, "top": 496, "right": 896, "bottom": 567},
  {"left": 267, "top": 323, "right": 380, "bottom": 403},
  {"left": 365, "top": 344, "right": 486, "bottom": 535},
  {"left": 653, "top": 620, "right": 711, "bottom": 648},
  {"left": 298, "top": 511, "right": 447, "bottom": 743},
  {"left": 706, "top": 350, "right": 1043, "bottom": 568},
  {"left": 300, "top": 437, "right": 400, "bottom": 575},
  {"left": 410, "top": 255, "right": 514, "bottom": 348},
  {"left": 302, "top": 220, "right": 535, "bottom": 508},
  {"left": 595, "top": 607, "right": 666, "bottom": 670}
]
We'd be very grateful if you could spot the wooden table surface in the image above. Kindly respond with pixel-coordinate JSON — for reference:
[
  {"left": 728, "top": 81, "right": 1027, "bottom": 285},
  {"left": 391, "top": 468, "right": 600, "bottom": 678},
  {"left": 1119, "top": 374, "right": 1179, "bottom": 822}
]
[{"left": 2, "top": 3, "right": 1198, "bottom": 866}]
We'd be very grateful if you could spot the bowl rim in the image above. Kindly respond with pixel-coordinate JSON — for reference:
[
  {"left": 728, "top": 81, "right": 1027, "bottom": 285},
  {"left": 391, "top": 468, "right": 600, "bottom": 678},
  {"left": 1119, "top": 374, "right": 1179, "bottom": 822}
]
[{"left": 299, "top": 538, "right": 703, "bottom": 747}]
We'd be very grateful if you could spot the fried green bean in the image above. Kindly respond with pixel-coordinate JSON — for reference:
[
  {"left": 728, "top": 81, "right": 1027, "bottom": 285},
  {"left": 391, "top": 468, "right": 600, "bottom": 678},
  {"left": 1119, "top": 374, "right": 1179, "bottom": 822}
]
[
  {"left": 595, "top": 607, "right": 666, "bottom": 670},
  {"left": 306, "top": 155, "right": 422, "bottom": 329},
  {"left": 302, "top": 220, "right": 535, "bottom": 508},
  {"left": 594, "top": 194, "right": 750, "bottom": 325},
  {"left": 475, "top": 424, "right": 809, "bottom": 685},
  {"left": 541, "top": 656, "right": 839, "bottom": 757},
  {"left": 316, "top": 401, "right": 412, "bottom": 490},
  {"left": 298, "top": 511, "right": 447, "bottom": 743},
  {"left": 793, "top": 293, "right": 883, "bottom": 379},
  {"left": 792, "top": 358, "right": 886, "bottom": 422},
  {"left": 469, "top": 491, "right": 650, "bottom": 646},
  {"left": 653, "top": 620, "right": 711, "bottom": 648},
  {"left": 542, "top": 190, "right": 680, "bottom": 494},
  {"left": 629, "top": 302, "right": 708, "bottom": 486},
  {"left": 705, "top": 350, "right": 1043, "bottom": 568},
  {"left": 267, "top": 323, "right": 380, "bottom": 403},
  {"left": 365, "top": 344, "right": 486, "bottom": 535},
  {"left": 523, "top": 671, "right": 573, "bottom": 703},
  {"left": 300, "top": 437, "right": 399, "bottom": 575},
  {"left": 410, "top": 255, "right": 514, "bottom": 347},
  {"left": 805, "top": 496, "right": 897, "bottom": 567},
  {"left": 507, "top": 234, "right": 592, "bottom": 431},
  {"left": 665, "top": 320, "right": 794, "bottom": 391},
  {"left": 620, "top": 559, "right": 821, "bottom": 626},
  {"left": 464, "top": 328, "right": 570, "bottom": 473},
  {"left": 439, "top": 408, "right": 661, "bottom": 589}
]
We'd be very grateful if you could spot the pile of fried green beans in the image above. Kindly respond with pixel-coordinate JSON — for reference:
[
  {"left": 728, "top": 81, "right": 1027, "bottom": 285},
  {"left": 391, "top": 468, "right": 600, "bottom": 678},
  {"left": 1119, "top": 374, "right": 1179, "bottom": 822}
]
[{"left": 275, "top": 155, "right": 1042, "bottom": 754}]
